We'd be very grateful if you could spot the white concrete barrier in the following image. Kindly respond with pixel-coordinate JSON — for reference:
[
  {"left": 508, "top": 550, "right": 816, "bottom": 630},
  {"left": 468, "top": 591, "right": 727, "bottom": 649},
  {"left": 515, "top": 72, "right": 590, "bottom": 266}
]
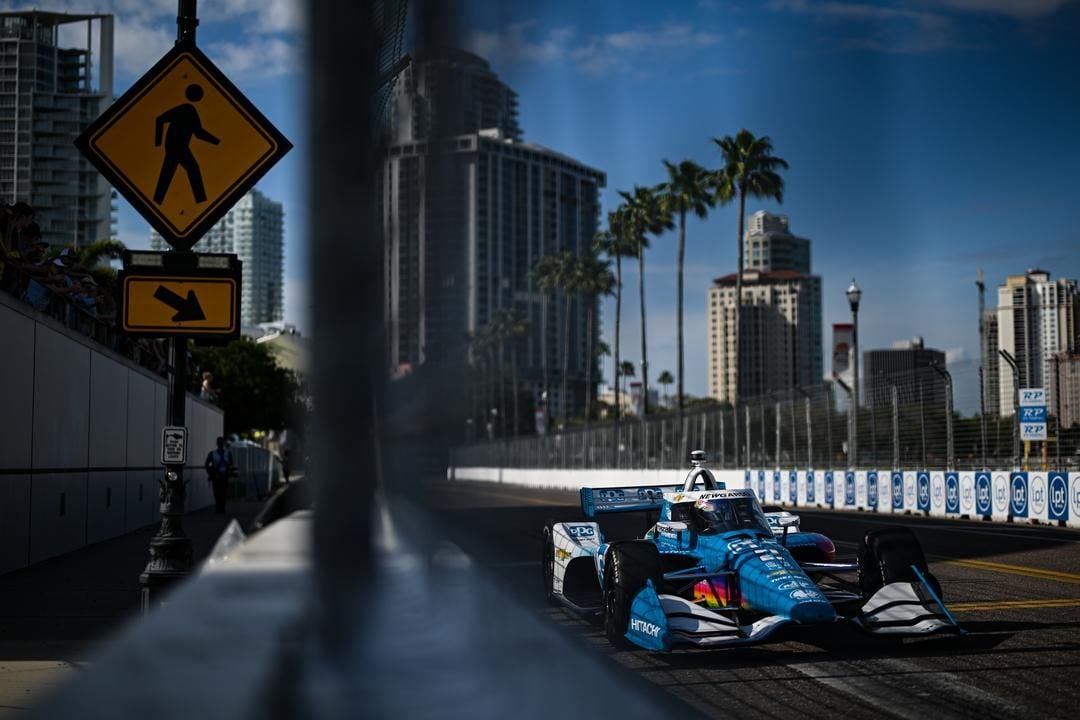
[{"left": 449, "top": 465, "right": 1080, "bottom": 529}]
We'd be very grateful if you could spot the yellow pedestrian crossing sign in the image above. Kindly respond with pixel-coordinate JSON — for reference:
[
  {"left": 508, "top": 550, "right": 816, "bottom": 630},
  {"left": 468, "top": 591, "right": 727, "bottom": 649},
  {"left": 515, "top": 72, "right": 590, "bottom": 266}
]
[{"left": 76, "top": 43, "right": 291, "bottom": 251}]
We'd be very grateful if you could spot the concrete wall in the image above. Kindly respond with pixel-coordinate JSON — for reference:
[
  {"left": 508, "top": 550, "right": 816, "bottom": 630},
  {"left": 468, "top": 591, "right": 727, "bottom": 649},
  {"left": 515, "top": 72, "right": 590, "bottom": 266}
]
[{"left": 0, "top": 295, "right": 225, "bottom": 574}]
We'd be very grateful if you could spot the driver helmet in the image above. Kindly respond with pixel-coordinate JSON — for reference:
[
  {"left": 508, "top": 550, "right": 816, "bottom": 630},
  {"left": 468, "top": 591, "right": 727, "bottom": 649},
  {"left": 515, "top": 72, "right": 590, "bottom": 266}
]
[{"left": 694, "top": 497, "right": 735, "bottom": 534}]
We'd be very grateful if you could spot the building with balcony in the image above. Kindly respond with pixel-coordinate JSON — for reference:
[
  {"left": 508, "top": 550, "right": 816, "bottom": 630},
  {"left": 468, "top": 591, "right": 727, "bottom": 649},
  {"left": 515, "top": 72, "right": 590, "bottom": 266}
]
[{"left": 0, "top": 11, "right": 114, "bottom": 247}]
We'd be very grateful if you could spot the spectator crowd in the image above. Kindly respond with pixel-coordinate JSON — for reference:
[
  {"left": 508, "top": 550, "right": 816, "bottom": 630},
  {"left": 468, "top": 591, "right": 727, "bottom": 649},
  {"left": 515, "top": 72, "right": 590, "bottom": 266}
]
[{"left": 0, "top": 200, "right": 117, "bottom": 329}]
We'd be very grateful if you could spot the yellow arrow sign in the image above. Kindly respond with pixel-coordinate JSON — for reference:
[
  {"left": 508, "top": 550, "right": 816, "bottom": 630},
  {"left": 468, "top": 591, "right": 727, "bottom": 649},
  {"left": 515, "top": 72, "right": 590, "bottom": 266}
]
[
  {"left": 123, "top": 275, "right": 238, "bottom": 336},
  {"left": 76, "top": 44, "right": 291, "bottom": 251}
]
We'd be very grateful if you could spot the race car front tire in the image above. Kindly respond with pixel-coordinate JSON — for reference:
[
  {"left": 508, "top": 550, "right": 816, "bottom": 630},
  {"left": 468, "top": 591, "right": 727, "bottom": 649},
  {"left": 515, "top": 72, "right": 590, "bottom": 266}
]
[
  {"left": 857, "top": 527, "right": 942, "bottom": 600},
  {"left": 603, "top": 541, "right": 662, "bottom": 648}
]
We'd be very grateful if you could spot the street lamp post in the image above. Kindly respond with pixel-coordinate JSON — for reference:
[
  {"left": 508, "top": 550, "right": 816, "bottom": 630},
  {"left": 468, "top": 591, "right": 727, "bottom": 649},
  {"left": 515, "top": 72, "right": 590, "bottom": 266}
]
[{"left": 846, "top": 279, "right": 862, "bottom": 469}]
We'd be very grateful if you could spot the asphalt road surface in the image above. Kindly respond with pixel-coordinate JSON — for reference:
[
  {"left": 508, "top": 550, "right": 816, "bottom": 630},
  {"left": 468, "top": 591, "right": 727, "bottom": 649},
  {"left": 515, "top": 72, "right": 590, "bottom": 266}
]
[{"left": 420, "top": 480, "right": 1080, "bottom": 720}]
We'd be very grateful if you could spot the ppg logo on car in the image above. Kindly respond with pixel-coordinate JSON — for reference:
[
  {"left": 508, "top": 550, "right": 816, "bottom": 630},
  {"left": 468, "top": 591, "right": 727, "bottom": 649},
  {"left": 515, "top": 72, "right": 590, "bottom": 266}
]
[
  {"left": 567, "top": 525, "right": 595, "bottom": 539},
  {"left": 976, "top": 473, "right": 992, "bottom": 516},
  {"left": 1010, "top": 473, "right": 1028, "bottom": 518},
  {"left": 1048, "top": 473, "right": 1068, "bottom": 521}
]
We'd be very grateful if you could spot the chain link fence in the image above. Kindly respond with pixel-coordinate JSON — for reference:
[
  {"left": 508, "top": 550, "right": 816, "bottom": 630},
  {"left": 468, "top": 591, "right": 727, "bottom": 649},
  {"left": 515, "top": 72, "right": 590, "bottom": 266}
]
[{"left": 452, "top": 359, "right": 1080, "bottom": 471}]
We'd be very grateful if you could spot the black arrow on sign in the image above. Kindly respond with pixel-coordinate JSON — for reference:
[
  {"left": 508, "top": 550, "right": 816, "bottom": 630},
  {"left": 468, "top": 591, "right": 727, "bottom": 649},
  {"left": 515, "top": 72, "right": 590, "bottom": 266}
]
[{"left": 153, "top": 285, "right": 206, "bottom": 322}]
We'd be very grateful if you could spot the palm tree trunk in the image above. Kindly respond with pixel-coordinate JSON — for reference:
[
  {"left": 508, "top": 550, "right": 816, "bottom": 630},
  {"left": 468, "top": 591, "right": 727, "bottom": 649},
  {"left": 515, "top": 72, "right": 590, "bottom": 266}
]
[
  {"left": 560, "top": 292, "right": 572, "bottom": 425},
  {"left": 542, "top": 291, "right": 550, "bottom": 432},
  {"left": 638, "top": 245, "right": 649, "bottom": 417},
  {"left": 677, "top": 210, "right": 686, "bottom": 420},
  {"left": 734, "top": 185, "right": 746, "bottom": 464},
  {"left": 614, "top": 253, "right": 622, "bottom": 423},
  {"left": 584, "top": 302, "right": 594, "bottom": 433},
  {"left": 497, "top": 343, "right": 506, "bottom": 438},
  {"left": 512, "top": 337, "right": 520, "bottom": 437}
]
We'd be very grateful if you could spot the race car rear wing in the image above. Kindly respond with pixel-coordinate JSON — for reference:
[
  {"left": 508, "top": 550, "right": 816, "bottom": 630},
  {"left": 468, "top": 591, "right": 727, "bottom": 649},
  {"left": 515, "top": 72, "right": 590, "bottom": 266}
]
[{"left": 580, "top": 486, "right": 666, "bottom": 517}]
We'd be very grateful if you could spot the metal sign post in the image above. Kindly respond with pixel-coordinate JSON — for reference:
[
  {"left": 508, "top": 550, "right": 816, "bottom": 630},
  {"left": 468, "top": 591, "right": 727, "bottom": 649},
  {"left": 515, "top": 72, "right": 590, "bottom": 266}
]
[{"left": 74, "top": 0, "right": 289, "bottom": 609}]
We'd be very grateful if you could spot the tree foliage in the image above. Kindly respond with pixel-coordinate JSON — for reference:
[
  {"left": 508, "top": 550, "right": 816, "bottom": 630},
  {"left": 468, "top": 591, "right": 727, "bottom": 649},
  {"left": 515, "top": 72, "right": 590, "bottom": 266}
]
[{"left": 191, "top": 338, "right": 304, "bottom": 437}]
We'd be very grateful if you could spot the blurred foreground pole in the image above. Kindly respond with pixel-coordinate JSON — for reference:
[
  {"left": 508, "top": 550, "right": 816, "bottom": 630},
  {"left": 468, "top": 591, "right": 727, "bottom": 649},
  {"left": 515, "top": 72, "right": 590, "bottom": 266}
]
[{"left": 308, "top": 0, "right": 382, "bottom": 656}]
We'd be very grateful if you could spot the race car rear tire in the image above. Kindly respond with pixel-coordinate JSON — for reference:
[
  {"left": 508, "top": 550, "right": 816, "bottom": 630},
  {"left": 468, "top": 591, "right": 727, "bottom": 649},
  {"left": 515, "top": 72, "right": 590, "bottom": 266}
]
[
  {"left": 603, "top": 541, "right": 662, "bottom": 648},
  {"left": 541, "top": 520, "right": 556, "bottom": 602},
  {"left": 857, "top": 527, "right": 942, "bottom": 599}
]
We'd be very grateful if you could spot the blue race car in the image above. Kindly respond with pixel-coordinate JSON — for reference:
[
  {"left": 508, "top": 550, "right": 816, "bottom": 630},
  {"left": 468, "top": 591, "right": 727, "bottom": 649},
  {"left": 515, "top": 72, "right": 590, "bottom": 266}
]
[{"left": 541, "top": 451, "right": 960, "bottom": 651}]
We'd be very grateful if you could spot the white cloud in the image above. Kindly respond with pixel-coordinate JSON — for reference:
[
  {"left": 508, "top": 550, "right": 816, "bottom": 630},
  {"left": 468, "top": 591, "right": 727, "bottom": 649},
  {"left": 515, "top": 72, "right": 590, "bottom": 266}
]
[
  {"left": 768, "top": 0, "right": 956, "bottom": 53},
  {"left": 928, "top": 0, "right": 1076, "bottom": 18},
  {"left": 467, "top": 22, "right": 574, "bottom": 64},
  {"left": 468, "top": 20, "right": 725, "bottom": 78},
  {"left": 945, "top": 347, "right": 965, "bottom": 364},
  {"left": 209, "top": 37, "right": 297, "bottom": 79}
]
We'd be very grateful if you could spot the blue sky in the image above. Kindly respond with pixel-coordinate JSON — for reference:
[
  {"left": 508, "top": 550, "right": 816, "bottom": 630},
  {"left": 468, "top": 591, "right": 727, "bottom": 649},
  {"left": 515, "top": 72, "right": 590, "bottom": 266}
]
[
  {"left": 461, "top": 0, "right": 1080, "bottom": 402},
  {"left": 16, "top": 1, "right": 1080, "bottom": 403}
]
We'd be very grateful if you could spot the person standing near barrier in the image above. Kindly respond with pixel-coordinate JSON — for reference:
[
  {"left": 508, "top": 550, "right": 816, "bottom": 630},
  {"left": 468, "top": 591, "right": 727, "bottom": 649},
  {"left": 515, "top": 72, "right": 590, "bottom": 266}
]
[{"left": 205, "top": 436, "right": 234, "bottom": 514}]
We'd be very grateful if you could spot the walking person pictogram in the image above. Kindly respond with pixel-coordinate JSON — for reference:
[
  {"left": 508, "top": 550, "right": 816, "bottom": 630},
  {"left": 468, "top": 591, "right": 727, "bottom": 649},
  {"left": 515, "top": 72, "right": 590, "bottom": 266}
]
[{"left": 153, "top": 83, "right": 220, "bottom": 205}]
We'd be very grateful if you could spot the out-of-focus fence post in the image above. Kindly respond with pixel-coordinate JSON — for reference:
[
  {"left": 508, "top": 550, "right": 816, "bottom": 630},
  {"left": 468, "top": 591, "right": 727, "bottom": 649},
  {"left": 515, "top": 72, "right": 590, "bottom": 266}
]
[
  {"left": 918, "top": 380, "right": 927, "bottom": 468},
  {"left": 999, "top": 349, "right": 1020, "bottom": 468},
  {"left": 788, "top": 391, "right": 797, "bottom": 468},
  {"left": 719, "top": 410, "right": 726, "bottom": 468},
  {"left": 744, "top": 404, "right": 751, "bottom": 468},
  {"left": 979, "top": 366, "right": 988, "bottom": 468},
  {"left": 891, "top": 385, "right": 899, "bottom": 469},
  {"left": 825, "top": 384, "right": 834, "bottom": 469},
  {"left": 803, "top": 392, "right": 812, "bottom": 468},
  {"left": 774, "top": 400, "right": 781, "bottom": 469},
  {"left": 932, "top": 362, "right": 955, "bottom": 470}
]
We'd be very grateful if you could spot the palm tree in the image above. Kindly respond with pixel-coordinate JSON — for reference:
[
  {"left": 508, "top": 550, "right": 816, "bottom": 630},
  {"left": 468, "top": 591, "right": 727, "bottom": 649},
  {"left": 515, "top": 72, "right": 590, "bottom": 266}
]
[
  {"left": 618, "top": 360, "right": 635, "bottom": 416},
  {"left": 532, "top": 253, "right": 567, "bottom": 430},
  {"left": 713, "top": 130, "right": 788, "bottom": 463},
  {"left": 659, "top": 160, "right": 719, "bottom": 419},
  {"left": 618, "top": 185, "right": 672, "bottom": 418},
  {"left": 657, "top": 370, "right": 675, "bottom": 409},
  {"left": 491, "top": 308, "right": 528, "bottom": 436},
  {"left": 592, "top": 208, "right": 634, "bottom": 427},
  {"left": 575, "top": 254, "right": 616, "bottom": 431},
  {"left": 534, "top": 251, "right": 577, "bottom": 425},
  {"left": 712, "top": 131, "right": 788, "bottom": 400}
]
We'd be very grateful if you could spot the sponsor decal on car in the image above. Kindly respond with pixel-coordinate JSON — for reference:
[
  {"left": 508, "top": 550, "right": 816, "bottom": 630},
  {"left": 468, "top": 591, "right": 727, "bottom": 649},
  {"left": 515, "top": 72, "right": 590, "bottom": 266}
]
[
  {"left": 789, "top": 588, "right": 822, "bottom": 601},
  {"left": 555, "top": 548, "right": 571, "bottom": 561},
  {"left": 630, "top": 618, "right": 662, "bottom": 637},
  {"left": 567, "top": 525, "right": 595, "bottom": 539}
]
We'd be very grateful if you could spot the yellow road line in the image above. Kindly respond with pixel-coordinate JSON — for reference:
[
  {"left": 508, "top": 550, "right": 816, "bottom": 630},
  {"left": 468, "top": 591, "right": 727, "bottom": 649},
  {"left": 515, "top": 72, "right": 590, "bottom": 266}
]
[
  {"left": 949, "top": 598, "right": 1080, "bottom": 612},
  {"left": 945, "top": 558, "right": 1080, "bottom": 585}
]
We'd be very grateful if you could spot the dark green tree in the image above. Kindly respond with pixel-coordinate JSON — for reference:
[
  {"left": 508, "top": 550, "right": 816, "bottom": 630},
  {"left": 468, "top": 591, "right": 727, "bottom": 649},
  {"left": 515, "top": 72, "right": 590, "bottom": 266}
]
[{"left": 191, "top": 338, "right": 304, "bottom": 437}]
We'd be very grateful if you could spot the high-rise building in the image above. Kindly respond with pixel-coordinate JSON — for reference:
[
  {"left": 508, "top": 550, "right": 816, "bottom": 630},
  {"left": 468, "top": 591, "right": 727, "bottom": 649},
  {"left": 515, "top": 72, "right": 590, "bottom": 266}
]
[
  {"left": 151, "top": 189, "right": 284, "bottom": 326},
  {"left": 387, "top": 49, "right": 521, "bottom": 146},
  {"left": 744, "top": 211, "right": 810, "bottom": 274},
  {"left": 863, "top": 338, "right": 946, "bottom": 409},
  {"left": 708, "top": 212, "right": 822, "bottom": 404},
  {"left": 996, "top": 269, "right": 1079, "bottom": 417},
  {"left": 1049, "top": 353, "right": 1080, "bottom": 429},
  {"left": 0, "top": 11, "right": 114, "bottom": 246},
  {"left": 381, "top": 51, "right": 605, "bottom": 419},
  {"left": 707, "top": 270, "right": 823, "bottom": 403}
]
